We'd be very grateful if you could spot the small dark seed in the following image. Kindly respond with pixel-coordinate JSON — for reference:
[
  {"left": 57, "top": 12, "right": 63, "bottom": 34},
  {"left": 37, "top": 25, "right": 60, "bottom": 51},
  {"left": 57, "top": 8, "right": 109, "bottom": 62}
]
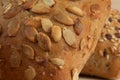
[
  {"left": 39, "top": 59, "right": 48, "bottom": 67},
  {"left": 105, "top": 33, "right": 112, "bottom": 40},
  {"left": 106, "top": 62, "right": 111, "bottom": 71},
  {"left": 104, "top": 24, "right": 107, "bottom": 28},
  {"left": 114, "top": 33, "right": 120, "bottom": 38},
  {"left": 108, "top": 17, "right": 112, "bottom": 22},
  {"left": 103, "top": 49, "right": 108, "bottom": 57},
  {"left": 117, "top": 19, "right": 120, "bottom": 23}
]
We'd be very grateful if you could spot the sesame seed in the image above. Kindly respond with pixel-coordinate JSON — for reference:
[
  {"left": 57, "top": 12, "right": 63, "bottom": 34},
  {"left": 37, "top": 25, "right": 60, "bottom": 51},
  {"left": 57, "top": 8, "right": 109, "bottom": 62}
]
[
  {"left": 107, "top": 29, "right": 111, "bottom": 33},
  {"left": 113, "top": 46, "right": 117, "bottom": 51},
  {"left": 99, "top": 50, "right": 103, "bottom": 56},
  {"left": 99, "top": 39, "right": 104, "bottom": 42},
  {"left": 111, "top": 39, "right": 115, "bottom": 42},
  {"left": 106, "top": 54, "right": 110, "bottom": 60},
  {"left": 113, "top": 43, "right": 119, "bottom": 46},
  {"left": 103, "top": 37, "right": 107, "bottom": 41}
]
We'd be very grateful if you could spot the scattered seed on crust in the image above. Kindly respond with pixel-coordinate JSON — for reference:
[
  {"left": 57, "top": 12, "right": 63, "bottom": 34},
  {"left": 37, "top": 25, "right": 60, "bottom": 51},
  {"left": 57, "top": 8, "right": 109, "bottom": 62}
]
[
  {"left": 51, "top": 25, "right": 62, "bottom": 42},
  {"left": 43, "top": 0, "right": 55, "bottom": 7},
  {"left": 66, "top": 6, "right": 84, "bottom": 17},
  {"left": 63, "top": 28, "right": 76, "bottom": 48},
  {"left": 25, "top": 66, "right": 36, "bottom": 80},
  {"left": 54, "top": 10, "right": 74, "bottom": 26},
  {"left": 7, "top": 20, "right": 20, "bottom": 37},
  {"left": 50, "top": 58, "right": 65, "bottom": 66},
  {"left": 79, "top": 38, "right": 86, "bottom": 50},
  {"left": 24, "top": 26, "right": 38, "bottom": 42},
  {"left": 10, "top": 50, "right": 21, "bottom": 68},
  {"left": 41, "top": 18, "right": 53, "bottom": 33},
  {"left": 37, "top": 32, "right": 51, "bottom": 51},
  {"left": 4, "top": 6, "right": 22, "bottom": 19},
  {"left": 31, "top": 1, "right": 50, "bottom": 14},
  {"left": 22, "top": 0, "right": 36, "bottom": 9},
  {"left": 72, "top": 68, "right": 79, "bottom": 80},
  {"left": 73, "top": 18, "right": 83, "bottom": 35},
  {"left": 3, "top": 3, "right": 12, "bottom": 14},
  {"left": 24, "top": 17, "right": 41, "bottom": 28},
  {"left": 22, "top": 44, "right": 35, "bottom": 59}
]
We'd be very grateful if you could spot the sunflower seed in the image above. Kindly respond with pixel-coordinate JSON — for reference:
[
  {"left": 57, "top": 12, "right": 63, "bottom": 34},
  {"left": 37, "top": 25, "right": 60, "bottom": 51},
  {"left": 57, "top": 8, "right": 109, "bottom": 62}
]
[
  {"left": 80, "top": 38, "right": 86, "bottom": 50},
  {"left": 43, "top": 0, "right": 55, "bottom": 7},
  {"left": 4, "top": 6, "right": 22, "bottom": 19},
  {"left": 7, "top": 20, "right": 20, "bottom": 37},
  {"left": 22, "top": 0, "right": 36, "bottom": 9},
  {"left": 54, "top": 10, "right": 74, "bottom": 26},
  {"left": 31, "top": 1, "right": 50, "bottom": 14},
  {"left": 37, "top": 32, "right": 51, "bottom": 51},
  {"left": 24, "top": 27, "right": 38, "bottom": 42},
  {"left": 24, "top": 17, "right": 41, "bottom": 28},
  {"left": 66, "top": 6, "right": 84, "bottom": 17},
  {"left": 63, "top": 28, "right": 76, "bottom": 47},
  {"left": 72, "top": 68, "right": 79, "bottom": 80},
  {"left": 3, "top": 3, "right": 12, "bottom": 14},
  {"left": 25, "top": 66, "right": 36, "bottom": 80},
  {"left": 22, "top": 44, "right": 35, "bottom": 59},
  {"left": 50, "top": 58, "right": 64, "bottom": 66},
  {"left": 51, "top": 25, "right": 62, "bottom": 42},
  {"left": 10, "top": 50, "right": 21, "bottom": 68},
  {"left": 41, "top": 18, "right": 53, "bottom": 32}
]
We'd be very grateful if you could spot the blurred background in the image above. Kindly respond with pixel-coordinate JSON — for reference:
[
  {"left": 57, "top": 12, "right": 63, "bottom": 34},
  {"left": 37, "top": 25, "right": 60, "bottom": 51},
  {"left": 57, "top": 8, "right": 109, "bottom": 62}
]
[{"left": 112, "top": 0, "right": 120, "bottom": 11}]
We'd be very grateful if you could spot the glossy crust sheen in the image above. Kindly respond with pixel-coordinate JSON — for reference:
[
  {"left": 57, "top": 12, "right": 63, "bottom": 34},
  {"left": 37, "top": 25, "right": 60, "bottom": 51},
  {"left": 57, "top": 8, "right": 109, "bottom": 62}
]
[
  {"left": 0, "top": 0, "right": 110, "bottom": 80},
  {"left": 82, "top": 10, "right": 120, "bottom": 79}
]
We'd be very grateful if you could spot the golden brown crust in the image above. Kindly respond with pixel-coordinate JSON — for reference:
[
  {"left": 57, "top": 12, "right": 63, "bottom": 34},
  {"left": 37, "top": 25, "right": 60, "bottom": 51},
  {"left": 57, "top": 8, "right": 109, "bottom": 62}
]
[
  {"left": 0, "top": 0, "right": 110, "bottom": 80},
  {"left": 82, "top": 10, "right": 120, "bottom": 79}
]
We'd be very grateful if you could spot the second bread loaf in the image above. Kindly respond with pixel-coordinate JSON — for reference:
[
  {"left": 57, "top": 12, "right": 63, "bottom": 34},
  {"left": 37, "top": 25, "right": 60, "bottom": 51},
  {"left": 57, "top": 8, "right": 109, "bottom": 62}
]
[{"left": 81, "top": 10, "right": 120, "bottom": 80}]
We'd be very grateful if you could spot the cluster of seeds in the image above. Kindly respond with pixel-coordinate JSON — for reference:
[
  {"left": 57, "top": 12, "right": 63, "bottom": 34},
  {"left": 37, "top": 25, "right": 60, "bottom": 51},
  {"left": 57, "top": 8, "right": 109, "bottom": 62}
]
[
  {"left": 1, "top": 0, "right": 86, "bottom": 79},
  {"left": 0, "top": 0, "right": 107, "bottom": 80},
  {"left": 98, "top": 10, "right": 120, "bottom": 59}
]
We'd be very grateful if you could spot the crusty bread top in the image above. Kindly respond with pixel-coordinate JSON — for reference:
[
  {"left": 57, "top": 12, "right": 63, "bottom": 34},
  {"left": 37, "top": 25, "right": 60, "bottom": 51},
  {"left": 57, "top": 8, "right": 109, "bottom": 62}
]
[{"left": 0, "top": 0, "right": 111, "bottom": 80}]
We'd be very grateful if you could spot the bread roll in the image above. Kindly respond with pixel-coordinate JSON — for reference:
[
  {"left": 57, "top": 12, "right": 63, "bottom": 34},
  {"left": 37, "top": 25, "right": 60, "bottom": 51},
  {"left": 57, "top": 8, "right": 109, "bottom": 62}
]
[
  {"left": 82, "top": 10, "right": 120, "bottom": 79},
  {"left": 0, "top": 0, "right": 111, "bottom": 80}
]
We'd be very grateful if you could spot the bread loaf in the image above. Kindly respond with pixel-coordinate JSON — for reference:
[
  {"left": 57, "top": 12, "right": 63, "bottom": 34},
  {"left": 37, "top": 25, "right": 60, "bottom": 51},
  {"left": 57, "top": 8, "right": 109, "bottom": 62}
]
[
  {"left": 0, "top": 0, "right": 111, "bottom": 80},
  {"left": 81, "top": 10, "right": 120, "bottom": 79}
]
